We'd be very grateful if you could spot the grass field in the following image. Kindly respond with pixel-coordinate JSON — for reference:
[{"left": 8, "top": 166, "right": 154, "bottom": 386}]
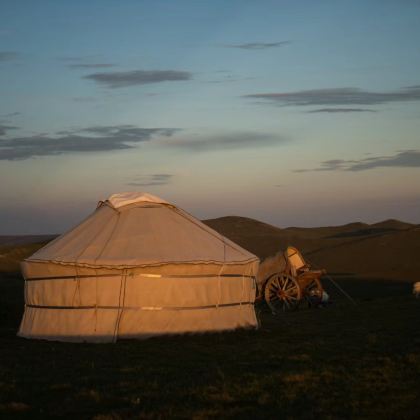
[
  {"left": 1, "top": 272, "right": 419, "bottom": 419},
  {"left": 1, "top": 219, "right": 419, "bottom": 419}
]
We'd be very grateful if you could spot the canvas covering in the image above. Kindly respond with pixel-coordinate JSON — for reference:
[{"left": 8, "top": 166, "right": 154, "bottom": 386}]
[{"left": 18, "top": 193, "right": 259, "bottom": 342}]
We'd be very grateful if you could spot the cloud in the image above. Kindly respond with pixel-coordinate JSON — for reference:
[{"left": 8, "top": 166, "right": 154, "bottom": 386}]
[
  {"left": 84, "top": 69, "right": 192, "bottom": 88},
  {"left": 57, "top": 55, "right": 102, "bottom": 62},
  {"left": 306, "top": 108, "right": 377, "bottom": 113},
  {"left": 403, "top": 84, "right": 420, "bottom": 89},
  {"left": 59, "top": 56, "right": 116, "bottom": 70},
  {"left": 72, "top": 96, "right": 97, "bottom": 102},
  {"left": 127, "top": 174, "right": 173, "bottom": 187},
  {"left": 244, "top": 86, "right": 420, "bottom": 106},
  {"left": 0, "top": 124, "right": 18, "bottom": 136},
  {"left": 0, "top": 111, "right": 20, "bottom": 118},
  {"left": 225, "top": 41, "right": 290, "bottom": 50},
  {"left": 161, "top": 132, "right": 289, "bottom": 151},
  {"left": 68, "top": 63, "right": 116, "bottom": 69},
  {"left": 294, "top": 150, "right": 420, "bottom": 172},
  {"left": 0, "top": 125, "right": 177, "bottom": 160},
  {"left": 0, "top": 51, "right": 18, "bottom": 61},
  {"left": 204, "top": 75, "right": 256, "bottom": 84}
]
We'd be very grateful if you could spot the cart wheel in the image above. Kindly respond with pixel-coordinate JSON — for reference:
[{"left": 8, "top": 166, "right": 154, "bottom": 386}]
[
  {"left": 305, "top": 278, "right": 323, "bottom": 307},
  {"left": 264, "top": 272, "right": 301, "bottom": 314}
]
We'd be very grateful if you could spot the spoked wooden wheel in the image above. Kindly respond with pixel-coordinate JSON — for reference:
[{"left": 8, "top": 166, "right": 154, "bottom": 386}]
[
  {"left": 264, "top": 273, "right": 302, "bottom": 314},
  {"left": 304, "top": 278, "right": 323, "bottom": 307}
]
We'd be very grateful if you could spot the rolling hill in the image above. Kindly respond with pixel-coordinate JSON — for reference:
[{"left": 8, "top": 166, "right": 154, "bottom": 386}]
[
  {"left": 1, "top": 217, "right": 418, "bottom": 281},
  {"left": 204, "top": 216, "right": 419, "bottom": 281}
]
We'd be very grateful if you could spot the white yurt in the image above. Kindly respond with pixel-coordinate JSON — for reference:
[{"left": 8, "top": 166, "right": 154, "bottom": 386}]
[{"left": 18, "top": 192, "right": 259, "bottom": 342}]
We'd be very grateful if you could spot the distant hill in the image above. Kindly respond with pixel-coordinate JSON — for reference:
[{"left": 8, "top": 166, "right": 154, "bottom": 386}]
[
  {"left": 0, "top": 242, "right": 49, "bottom": 274},
  {"left": 371, "top": 219, "right": 415, "bottom": 230},
  {"left": 0, "top": 235, "right": 56, "bottom": 247},
  {"left": 0, "top": 235, "right": 56, "bottom": 273},
  {"left": 203, "top": 216, "right": 286, "bottom": 259},
  {"left": 204, "top": 216, "right": 418, "bottom": 282},
  {"left": 307, "top": 227, "right": 420, "bottom": 281},
  {"left": 1, "top": 217, "right": 418, "bottom": 281}
]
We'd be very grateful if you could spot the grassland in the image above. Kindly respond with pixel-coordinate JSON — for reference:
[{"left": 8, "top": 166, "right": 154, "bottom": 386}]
[
  {"left": 1, "top": 273, "right": 419, "bottom": 419},
  {"left": 0, "top": 218, "right": 419, "bottom": 419}
]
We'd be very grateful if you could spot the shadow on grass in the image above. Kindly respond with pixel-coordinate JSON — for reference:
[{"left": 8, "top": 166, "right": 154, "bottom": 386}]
[{"left": 0, "top": 272, "right": 419, "bottom": 419}]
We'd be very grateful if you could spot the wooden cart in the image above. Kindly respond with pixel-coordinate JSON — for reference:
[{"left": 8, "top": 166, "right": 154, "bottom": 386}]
[{"left": 259, "top": 246, "right": 326, "bottom": 314}]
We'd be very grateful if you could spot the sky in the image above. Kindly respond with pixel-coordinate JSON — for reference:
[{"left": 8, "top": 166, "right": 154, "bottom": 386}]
[{"left": 1, "top": 0, "right": 420, "bottom": 234}]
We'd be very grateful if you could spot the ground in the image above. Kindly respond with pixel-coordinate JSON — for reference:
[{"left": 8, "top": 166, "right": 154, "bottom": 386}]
[
  {"left": 1, "top": 218, "right": 419, "bottom": 419},
  {"left": 0, "top": 272, "right": 419, "bottom": 419}
]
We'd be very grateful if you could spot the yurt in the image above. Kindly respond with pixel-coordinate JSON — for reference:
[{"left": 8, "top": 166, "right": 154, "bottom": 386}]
[{"left": 18, "top": 192, "right": 259, "bottom": 342}]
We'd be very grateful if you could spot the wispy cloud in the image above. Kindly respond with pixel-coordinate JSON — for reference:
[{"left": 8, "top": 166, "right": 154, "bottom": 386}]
[
  {"left": 57, "top": 55, "right": 103, "bottom": 62},
  {"left": 0, "top": 125, "right": 177, "bottom": 160},
  {"left": 0, "top": 111, "right": 20, "bottom": 118},
  {"left": 225, "top": 41, "right": 290, "bottom": 50},
  {"left": 71, "top": 97, "right": 97, "bottom": 103},
  {"left": 58, "top": 55, "right": 116, "bottom": 70},
  {"left": 0, "top": 51, "right": 19, "bottom": 61},
  {"left": 84, "top": 69, "right": 192, "bottom": 88},
  {"left": 294, "top": 150, "right": 420, "bottom": 172},
  {"left": 307, "top": 108, "right": 377, "bottom": 113},
  {"left": 244, "top": 86, "right": 420, "bottom": 106},
  {"left": 204, "top": 75, "right": 256, "bottom": 84},
  {"left": 0, "top": 124, "right": 18, "bottom": 136},
  {"left": 68, "top": 63, "right": 116, "bottom": 69},
  {"left": 161, "top": 132, "right": 289, "bottom": 151},
  {"left": 403, "top": 84, "right": 420, "bottom": 89},
  {"left": 127, "top": 174, "right": 173, "bottom": 187}
]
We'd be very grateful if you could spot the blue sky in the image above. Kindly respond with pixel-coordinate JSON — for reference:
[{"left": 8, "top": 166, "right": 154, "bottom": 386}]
[{"left": 1, "top": 0, "right": 420, "bottom": 234}]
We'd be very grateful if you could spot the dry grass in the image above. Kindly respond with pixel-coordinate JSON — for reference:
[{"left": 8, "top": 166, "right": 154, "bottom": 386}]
[
  {"left": 0, "top": 219, "right": 419, "bottom": 418},
  {"left": 0, "top": 272, "right": 419, "bottom": 419},
  {"left": 0, "top": 242, "right": 49, "bottom": 273}
]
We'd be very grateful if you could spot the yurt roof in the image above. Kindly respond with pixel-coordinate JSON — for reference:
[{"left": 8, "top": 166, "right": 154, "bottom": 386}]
[
  {"left": 104, "top": 192, "right": 169, "bottom": 209},
  {"left": 27, "top": 192, "right": 258, "bottom": 269}
]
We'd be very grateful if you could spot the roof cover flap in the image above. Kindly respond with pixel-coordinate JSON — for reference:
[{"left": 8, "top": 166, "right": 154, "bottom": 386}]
[{"left": 106, "top": 192, "right": 169, "bottom": 209}]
